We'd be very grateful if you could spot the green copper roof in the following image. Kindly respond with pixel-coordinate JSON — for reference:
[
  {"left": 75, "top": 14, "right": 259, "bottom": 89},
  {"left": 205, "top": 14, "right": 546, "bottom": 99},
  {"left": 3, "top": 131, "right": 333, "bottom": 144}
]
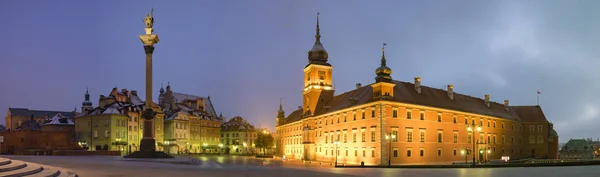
[{"left": 563, "top": 139, "right": 591, "bottom": 150}]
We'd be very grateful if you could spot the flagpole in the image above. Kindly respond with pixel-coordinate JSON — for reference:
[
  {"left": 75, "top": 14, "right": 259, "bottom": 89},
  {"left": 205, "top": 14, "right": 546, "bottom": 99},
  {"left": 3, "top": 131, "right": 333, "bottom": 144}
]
[{"left": 537, "top": 90, "right": 540, "bottom": 106}]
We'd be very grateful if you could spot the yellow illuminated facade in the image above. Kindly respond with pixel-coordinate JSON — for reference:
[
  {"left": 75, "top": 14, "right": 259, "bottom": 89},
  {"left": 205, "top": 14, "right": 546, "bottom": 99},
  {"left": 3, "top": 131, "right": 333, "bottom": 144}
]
[{"left": 275, "top": 14, "right": 559, "bottom": 165}]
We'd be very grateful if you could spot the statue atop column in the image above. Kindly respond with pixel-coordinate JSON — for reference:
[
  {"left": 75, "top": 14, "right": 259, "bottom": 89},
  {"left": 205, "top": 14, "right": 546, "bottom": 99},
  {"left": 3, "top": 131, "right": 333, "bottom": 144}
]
[
  {"left": 144, "top": 8, "right": 155, "bottom": 28},
  {"left": 125, "top": 7, "right": 170, "bottom": 159}
]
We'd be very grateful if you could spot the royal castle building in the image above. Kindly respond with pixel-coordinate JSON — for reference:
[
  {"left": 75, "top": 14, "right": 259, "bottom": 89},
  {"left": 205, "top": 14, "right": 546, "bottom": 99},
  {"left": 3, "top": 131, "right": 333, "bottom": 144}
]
[{"left": 275, "top": 15, "right": 559, "bottom": 165}]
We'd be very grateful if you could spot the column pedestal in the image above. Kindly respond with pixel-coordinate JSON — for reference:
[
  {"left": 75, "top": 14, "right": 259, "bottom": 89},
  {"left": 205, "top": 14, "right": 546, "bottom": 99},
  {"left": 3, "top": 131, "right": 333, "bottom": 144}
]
[{"left": 125, "top": 109, "right": 172, "bottom": 158}]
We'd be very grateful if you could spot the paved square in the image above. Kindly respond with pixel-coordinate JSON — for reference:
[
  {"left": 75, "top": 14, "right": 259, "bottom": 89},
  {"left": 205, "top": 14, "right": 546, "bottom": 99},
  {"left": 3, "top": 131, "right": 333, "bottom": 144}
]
[{"left": 4, "top": 155, "right": 600, "bottom": 177}]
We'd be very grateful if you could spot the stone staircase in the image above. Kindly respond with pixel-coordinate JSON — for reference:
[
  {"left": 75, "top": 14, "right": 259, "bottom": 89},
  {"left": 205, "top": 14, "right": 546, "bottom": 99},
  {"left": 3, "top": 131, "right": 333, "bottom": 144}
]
[{"left": 0, "top": 158, "right": 78, "bottom": 177}]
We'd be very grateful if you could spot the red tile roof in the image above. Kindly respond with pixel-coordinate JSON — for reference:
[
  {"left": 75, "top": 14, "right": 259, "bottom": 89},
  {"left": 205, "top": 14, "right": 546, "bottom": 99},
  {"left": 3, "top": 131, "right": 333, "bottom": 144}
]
[
  {"left": 511, "top": 106, "right": 548, "bottom": 122},
  {"left": 281, "top": 79, "right": 547, "bottom": 126}
]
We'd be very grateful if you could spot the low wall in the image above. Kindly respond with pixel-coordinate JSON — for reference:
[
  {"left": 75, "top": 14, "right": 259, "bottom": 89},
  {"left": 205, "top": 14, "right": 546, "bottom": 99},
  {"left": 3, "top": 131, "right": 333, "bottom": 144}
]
[
  {"left": 18, "top": 150, "right": 54, "bottom": 156},
  {"left": 336, "top": 160, "right": 600, "bottom": 168},
  {"left": 52, "top": 150, "right": 121, "bottom": 156}
]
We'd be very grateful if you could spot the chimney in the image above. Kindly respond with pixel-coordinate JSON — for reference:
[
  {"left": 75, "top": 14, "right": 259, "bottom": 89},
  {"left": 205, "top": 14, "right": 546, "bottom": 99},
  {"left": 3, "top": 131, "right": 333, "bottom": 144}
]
[
  {"left": 447, "top": 84, "right": 454, "bottom": 100},
  {"left": 298, "top": 106, "right": 302, "bottom": 110},
  {"left": 484, "top": 94, "right": 490, "bottom": 107},
  {"left": 131, "top": 90, "right": 138, "bottom": 96},
  {"left": 504, "top": 100, "right": 509, "bottom": 111},
  {"left": 414, "top": 77, "right": 422, "bottom": 94},
  {"left": 356, "top": 83, "right": 362, "bottom": 89}
]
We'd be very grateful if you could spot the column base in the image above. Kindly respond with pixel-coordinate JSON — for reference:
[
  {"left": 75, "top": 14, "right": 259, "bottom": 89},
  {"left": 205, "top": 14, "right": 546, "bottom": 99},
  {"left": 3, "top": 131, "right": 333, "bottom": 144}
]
[
  {"left": 124, "top": 138, "right": 173, "bottom": 158},
  {"left": 123, "top": 151, "right": 173, "bottom": 158},
  {"left": 139, "top": 138, "right": 156, "bottom": 152}
]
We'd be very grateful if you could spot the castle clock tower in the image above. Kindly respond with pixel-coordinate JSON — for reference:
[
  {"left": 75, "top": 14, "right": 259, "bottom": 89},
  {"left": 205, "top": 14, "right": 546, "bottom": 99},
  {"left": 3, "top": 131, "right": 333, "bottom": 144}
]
[{"left": 303, "top": 13, "right": 334, "bottom": 117}]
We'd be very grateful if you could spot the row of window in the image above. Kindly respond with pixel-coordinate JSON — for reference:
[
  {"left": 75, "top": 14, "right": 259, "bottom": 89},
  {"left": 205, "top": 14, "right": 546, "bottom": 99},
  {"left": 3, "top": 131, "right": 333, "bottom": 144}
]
[
  {"left": 175, "top": 133, "right": 187, "bottom": 139},
  {"left": 528, "top": 125, "right": 544, "bottom": 133},
  {"left": 190, "top": 136, "right": 219, "bottom": 143},
  {"left": 278, "top": 105, "right": 527, "bottom": 135},
  {"left": 221, "top": 139, "right": 254, "bottom": 146},
  {"left": 529, "top": 135, "right": 545, "bottom": 144},
  {"left": 128, "top": 116, "right": 139, "bottom": 122},
  {"left": 175, "top": 122, "right": 188, "bottom": 130},
  {"left": 190, "top": 125, "right": 220, "bottom": 132},
  {"left": 309, "top": 127, "right": 524, "bottom": 145},
  {"left": 221, "top": 133, "right": 257, "bottom": 138},
  {"left": 305, "top": 146, "right": 520, "bottom": 158}
]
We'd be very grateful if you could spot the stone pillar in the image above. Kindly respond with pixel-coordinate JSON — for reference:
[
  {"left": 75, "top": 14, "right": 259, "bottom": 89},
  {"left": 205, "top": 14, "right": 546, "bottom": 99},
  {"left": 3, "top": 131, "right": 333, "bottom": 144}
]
[
  {"left": 125, "top": 9, "right": 171, "bottom": 158},
  {"left": 138, "top": 27, "right": 159, "bottom": 152},
  {"left": 139, "top": 44, "right": 158, "bottom": 152}
]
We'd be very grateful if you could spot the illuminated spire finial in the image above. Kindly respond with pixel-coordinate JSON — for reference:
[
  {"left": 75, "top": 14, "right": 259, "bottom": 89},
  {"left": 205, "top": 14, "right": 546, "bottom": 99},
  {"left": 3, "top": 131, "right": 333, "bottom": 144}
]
[
  {"left": 279, "top": 98, "right": 283, "bottom": 110},
  {"left": 381, "top": 43, "right": 387, "bottom": 66},
  {"left": 316, "top": 13, "right": 321, "bottom": 42}
]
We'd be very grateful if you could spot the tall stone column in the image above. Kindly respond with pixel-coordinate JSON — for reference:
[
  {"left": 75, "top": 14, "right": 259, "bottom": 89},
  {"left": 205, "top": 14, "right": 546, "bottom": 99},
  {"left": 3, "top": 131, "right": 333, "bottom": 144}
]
[
  {"left": 125, "top": 8, "right": 171, "bottom": 158},
  {"left": 140, "top": 44, "right": 157, "bottom": 152},
  {"left": 138, "top": 10, "right": 160, "bottom": 152}
]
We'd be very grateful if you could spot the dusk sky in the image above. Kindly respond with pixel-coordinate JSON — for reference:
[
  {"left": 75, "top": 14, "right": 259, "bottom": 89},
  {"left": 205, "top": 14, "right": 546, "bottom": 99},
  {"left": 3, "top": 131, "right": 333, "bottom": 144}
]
[{"left": 1, "top": 0, "right": 598, "bottom": 143}]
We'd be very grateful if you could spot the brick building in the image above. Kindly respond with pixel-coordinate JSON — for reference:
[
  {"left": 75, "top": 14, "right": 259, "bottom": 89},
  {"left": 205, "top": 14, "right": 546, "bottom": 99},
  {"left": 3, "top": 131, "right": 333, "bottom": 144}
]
[
  {"left": 0, "top": 131, "right": 80, "bottom": 155},
  {"left": 275, "top": 15, "right": 559, "bottom": 165}
]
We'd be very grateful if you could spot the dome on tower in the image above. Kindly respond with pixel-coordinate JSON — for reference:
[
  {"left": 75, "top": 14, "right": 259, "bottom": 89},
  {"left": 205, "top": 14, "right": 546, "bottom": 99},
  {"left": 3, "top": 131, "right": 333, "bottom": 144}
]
[
  {"left": 307, "top": 13, "right": 330, "bottom": 66},
  {"left": 82, "top": 100, "right": 92, "bottom": 106},
  {"left": 159, "top": 84, "right": 165, "bottom": 95},
  {"left": 375, "top": 43, "right": 393, "bottom": 83},
  {"left": 277, "top": 98, "right": 285, "bottom": 119},
  {"left": 82, "top": 88, "right": 93, "bottom": 106}
]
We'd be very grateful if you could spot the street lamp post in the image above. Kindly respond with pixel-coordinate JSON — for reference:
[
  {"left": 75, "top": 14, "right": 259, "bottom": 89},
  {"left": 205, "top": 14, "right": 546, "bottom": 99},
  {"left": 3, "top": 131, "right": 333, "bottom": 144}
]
[
  {"left": 186, "top": 142, "right": 190, "bottom": 154},
  {"left": 334, "top": 141, "right": 340, "bottom": 166},
  {"left": 461, "top": 149, "right": 467, "bottom": 164},
  {"left": 486, "top": 148, "right": 491, "bottom": 163},
  {"left": 218, "top": 143, "right": 223, "bottom": 155},
  {"left": 467, "top": 123, "right": 481, "bottom": 167},
  {"left": 385, "top": 134, "right": 396, "bottom": 166}
]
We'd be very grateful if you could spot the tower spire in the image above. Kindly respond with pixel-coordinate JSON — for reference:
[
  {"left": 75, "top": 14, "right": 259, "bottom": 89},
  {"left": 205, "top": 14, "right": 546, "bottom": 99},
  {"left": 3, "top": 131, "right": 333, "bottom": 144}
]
[
  {"left": 276, "top": 98, "right": 285, "bottom": 125},
  {"left": 84, "top": 87, "right": 90, "bottom": 101},
  {"left": 381, "top": 43, "right": 387, "bottom": 66},
  {"left": 308, "top": 13, "right": 329, "bottom": 65},
  {"left": 315, "top": 13, "right": 321, "bottom": 43},
  {"left": 159, "top": 83, "right": 165, "bottom": 95},
  {"left": 375, "top": 43, "right": 393, "bottom": 83},
  {"left": 279, "top": 98, "right": 283, "bottom": 110}
]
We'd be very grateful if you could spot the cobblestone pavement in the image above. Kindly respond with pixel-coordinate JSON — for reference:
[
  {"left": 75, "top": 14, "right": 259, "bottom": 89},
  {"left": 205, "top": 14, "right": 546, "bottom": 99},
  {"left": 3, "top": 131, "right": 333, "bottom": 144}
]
[
  {"left": 189, "top": 155, "right": 600, "bottom": 177},
  {"left": 5, "top": 155, "right": 600, "bottom": 177},
  {"left": 3, "top": 155, "right": 354, "bottom": 177}
]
